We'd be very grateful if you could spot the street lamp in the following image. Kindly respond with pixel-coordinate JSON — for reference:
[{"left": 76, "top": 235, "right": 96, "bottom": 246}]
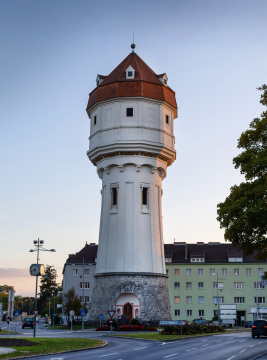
[
  {"left": 29, "top": 238, "right": 56, "bottom": 338},
  {"left": 216, "top": 272, "right": 227, "bottom": 324}
]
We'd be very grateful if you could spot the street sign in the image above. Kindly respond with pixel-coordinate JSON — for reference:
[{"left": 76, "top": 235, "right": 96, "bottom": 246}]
[
  {"left": 69, "top": 310, "right": 75, "bottom": 316},
  {"left": 80, "top": 309, "right": 86, "bottom": 316},
  {"left": 99, "top": 310, "right": 103, "bottom": 314},
  {"left": 160, "top": 320, "right": 181, "bottom": 325},
  {"left": 99, "top": 314, "right": 103, "bottom": 319},
  {"left": 108, "top": 310, "right": 115, "bottom": 319},
  {"left": 261, "top": 276, "right": 266, "bottom": 286},
  {"left": 14, "top": 310, "right": 20, "bottom": 316},
  {"left": 33, "top": 310, "right": 39, "bottom": 316},
  {"left": 7, "top": 316, "right": 10, "bottom": 324},
  {"left": 109, "top": 320, "right": 113, "bottom": 325}
]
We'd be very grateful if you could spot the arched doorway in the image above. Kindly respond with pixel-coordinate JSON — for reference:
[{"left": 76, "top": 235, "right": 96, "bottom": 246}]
[
  {"left": 115, "top": 293, "right": 141, "bottom": 319},
  {"left": 124, "top": 303, "right": 132, "bottom": 320}
]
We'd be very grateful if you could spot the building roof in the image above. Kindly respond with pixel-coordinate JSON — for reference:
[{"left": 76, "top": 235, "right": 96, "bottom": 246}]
[
  {"left": 86, "top": 52, "right": 177, "bottom": 112},
  {"left": 63, "top": 242, "right": 267, "bottom": 270}
]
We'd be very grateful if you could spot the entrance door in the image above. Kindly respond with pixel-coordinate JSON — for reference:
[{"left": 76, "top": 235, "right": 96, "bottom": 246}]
[{"left": 124, "top": 303, "right": 132, "bottom": 320}]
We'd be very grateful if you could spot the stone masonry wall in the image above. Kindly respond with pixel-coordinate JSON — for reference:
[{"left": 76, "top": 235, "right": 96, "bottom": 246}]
[{"left": 89, "top": 272, "right": 171, "bottom": 322}]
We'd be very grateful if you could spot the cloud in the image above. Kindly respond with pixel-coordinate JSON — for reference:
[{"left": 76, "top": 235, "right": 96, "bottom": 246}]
[{"left": 0, "top": 268, "right": 30, "bottom": 278}]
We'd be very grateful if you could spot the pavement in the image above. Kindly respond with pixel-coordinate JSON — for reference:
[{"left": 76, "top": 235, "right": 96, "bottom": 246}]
[{"left": 0, "top": 347, "right": 16, "bottom": 354}]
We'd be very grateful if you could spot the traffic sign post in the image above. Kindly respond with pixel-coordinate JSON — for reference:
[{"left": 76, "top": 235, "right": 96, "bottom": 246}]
[
  {"left": 108, "top": 311, "right": 115, "bottom": 334},
  {"left": 14, "top": 310, "right": 20, "bottom": 317},
  {"left": 7, "top": 317, "right": 10, "bottom": 337},
  {"left": 69, "top": 310, "right": 74, "bottom": 332},
  {"left": 99, "top": 313, "right": 103, "bottom": 327}
]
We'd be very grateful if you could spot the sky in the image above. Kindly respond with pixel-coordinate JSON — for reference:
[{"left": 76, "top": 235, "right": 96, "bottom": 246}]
[{"left": 0, "top": 0, "right": 266, "bottom": 297}]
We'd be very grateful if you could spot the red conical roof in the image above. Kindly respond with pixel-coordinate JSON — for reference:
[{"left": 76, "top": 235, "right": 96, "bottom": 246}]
[{"left": 86, "top": 52, "right": 177, "bottom": 113}]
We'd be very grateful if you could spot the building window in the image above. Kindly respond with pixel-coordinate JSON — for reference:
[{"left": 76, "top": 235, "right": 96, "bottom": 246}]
[
  {"left": 125, "top": 66, "right": 135, "bottom": 79},
  {"left": 127, "top": 71, "right": 133, "bottom": 77},
  {"left": 174, "top": 269, "right": 180, "bottom": 275},
  {"left": 234, "top": 268, "right": 239, "bottom": 275},
  {"left": 142, "top": 187, "right": 148, "bottom": 206},
  {"left": 191, "top": 258, "right": 204, "bottom": 263},
  {"left": 198, "top": 282, "right": 204, "bottom": 289},
  {"left": 213, "top": 282, "right": 224, "bottom": 289},
  {"left": 255, "top": 297, "right": 265, "bottom": 304},
  {"left": 174, "top": 296, "right": 180, "bottom": 304},
  {"left": 186, "top": 269, "right": 192, "bottom": 276},
  {"left": 222, "top": 268, "right": 227, "bottom": 275},
  {"left": 175, "top": 310, "right": 180, "bottom": 316},
  {"left": 94, "top": 115, "right": 97, "bottom": 125},
  {"left": 73, "top": 269, "right": 78, "bottom": 276},
  {"left": 199, "top": 310, "right": 204, "bottom": 317},
  {"left": 80, "top": 282, "right": 90, "bottom": 289},
  {"left": 80, "top": 296, "right": 89, "bottom": 303},
  {"left": 174, "top": 282, "right": 180, "bottom": 289},
  {"left": 126, "top": 108, "right": 133, "bottom": 117},
  {"left": 186, "top": 282, "right": 192, "bottom": 290},
  {"left": 234, "top": 282, "right": 244, "bottom": 289},
  {"left": 229, "top": 257, "right": 243, "bottom": 262},
  {"left": 187, "top": 310, "right": 192, "bottom": 317},
  {"left": 213, "top": 297, "right": 224, "bottom": 304},
  {"left": 210, "top": 269, "right": 215, "bottom": 276},
  {"left": 110, "top": 184, "right": 119, "bottom": 210},
  {"left": 198, "top": 269, "right": 203, "bottom": 275},
  {"left": 234, "top": 297, "right": 245, "bottom": 303},
  {"left": 246, "top": 268, "right": 252, "bottom": 275},
  {"left": 254, "top": 282, "right": 265, "bottom": 289},
  {"left": 84, "top": 269, "right": 89, "bottom": 276},
  {"left": 166, "top": 115, "right": 169, "bottom": 124},
  {"left": 166, "top": 269, "right": 169, "bottom": 275},
  {"left": 214, "top": 310, "right": 218, "bottom": 316},
  {"left": 186, "top": 296, "right": 192, "bottom": 304},
  {"left": 198, "top": 296, "right": 204, "bottom": 304},
  {"left": 258, "top": 268, "right": 264, "bottom": 275}
]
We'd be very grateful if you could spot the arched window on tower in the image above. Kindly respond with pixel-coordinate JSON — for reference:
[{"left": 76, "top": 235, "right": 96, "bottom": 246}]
[
  {"left": 110, "top": 183, "right": 119, "bottom": 212},
  {"left": 140, "top": 184, "right": 149, "bottom": 212}
]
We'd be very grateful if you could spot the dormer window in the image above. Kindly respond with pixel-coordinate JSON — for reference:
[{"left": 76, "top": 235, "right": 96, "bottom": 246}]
[
  {"left": 157, "top": 73, "right": 168, "bottom": 86},
  {"left": 126, "top": 66, "right": 135, "bottom": 79},
  {"left": 96, "top": 74, "right": 106, "bottom": 87}
]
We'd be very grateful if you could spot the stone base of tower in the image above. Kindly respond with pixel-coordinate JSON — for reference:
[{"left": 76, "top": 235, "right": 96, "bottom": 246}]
[{"left": 89, "top": 272, "right": 171, "bottom": 322}]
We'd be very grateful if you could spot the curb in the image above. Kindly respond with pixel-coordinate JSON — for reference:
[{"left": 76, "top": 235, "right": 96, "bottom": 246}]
[{"left": 2, "top": 340, "right": 109, "bottom": 359}]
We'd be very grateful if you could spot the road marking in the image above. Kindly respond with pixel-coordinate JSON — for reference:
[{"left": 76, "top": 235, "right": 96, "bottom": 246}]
[
  {"left": 238, "top": 340, "right": 246, "bottom": 342},
  {"left": 226, "top": 356, "right": 236, "bottom": 360},
  {"left": 99, "top": 354, "right": 119, "bottom": 357},
  {"left": 164, "top": 354, "right": 178, "bottom": 358},
  {"left": 216, "top": 340, "right": 222, "bottom": 342},
  {"left": 133, "top": 347, "right": 148, "bottom": 350},
  {"left": 240, "top": 350, "right": 246, "bottom": 353},
  {"left": 186, "top": 348, "right": 197, "bottom": 352},
  {"left": 258, "top": 341, "right": 263, "bottom": 343},
  {"left": 203, "top": 344, "right": 209, "bottom": 347},
  {"left": 202, "top": 339, "right": 208, "bottom": 341},
  {"left": 249, "top": 345, "right": 255, "bottom": 348}
]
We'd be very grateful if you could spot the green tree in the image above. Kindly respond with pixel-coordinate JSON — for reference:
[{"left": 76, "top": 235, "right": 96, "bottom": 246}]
[
  {"left": 38, "top": 265, "right": 60, "bottom": 313},
  {"left": 62, "top": 288, "right": 82, "bottom": 320},
  {"left": 217, "top": 85, "right": 267, "bottom": 260},
  {"left": 0, "top": 285, "right": 14, "bottom": 294}
]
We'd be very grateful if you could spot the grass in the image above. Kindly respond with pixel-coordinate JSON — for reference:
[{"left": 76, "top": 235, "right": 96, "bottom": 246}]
[
  {"left": 0, "top": 338, "right": 105, "bottom": 359},
  {"left": 111, "top": 332, "right": 209, "bottom": 340},
  {"left": 0, "top": 331, "right": 16, "bottom": 335}
]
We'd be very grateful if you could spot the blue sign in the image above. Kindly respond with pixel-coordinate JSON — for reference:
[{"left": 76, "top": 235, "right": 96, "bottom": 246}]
[
  {"left": 99, "top": 314, "right": 103, "bottom": 319},
  {"left": 14, "top": 310, "right": 20, "bottom": 316},
  {"left": 80, "top": 309, "right": 86, "bottom": 316}
]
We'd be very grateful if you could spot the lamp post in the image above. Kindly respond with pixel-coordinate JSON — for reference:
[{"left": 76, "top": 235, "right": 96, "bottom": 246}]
[
  {"left": 29, "top": 238, "right": 55, "bottom": 338},
  {"left": 216, "top": 273, "right": 227, "bottom": 324}
]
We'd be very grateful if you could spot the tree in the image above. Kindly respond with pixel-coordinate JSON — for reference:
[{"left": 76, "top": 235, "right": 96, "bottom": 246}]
[
  {"left": 62, "top": 288, "right": 82, "bottom": 320},
  {"left": 38, "top": 265, "right": 60, "bottom": 314},
  {"left": 217, "top": 85, "right": 267, "bottom": 260},
  {"left": 0, "top": 285, "right": 14, "bottom": 294}
]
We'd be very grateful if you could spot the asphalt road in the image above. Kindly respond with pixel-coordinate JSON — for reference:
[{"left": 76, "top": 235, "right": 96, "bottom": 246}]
[{"left": 1, "top": 322, "right": 267, "bottom": 360}]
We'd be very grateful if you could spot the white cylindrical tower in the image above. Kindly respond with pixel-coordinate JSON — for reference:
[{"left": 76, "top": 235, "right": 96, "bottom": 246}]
[{"left": 87, "top": 47, "right": 177, "bottom": 321}]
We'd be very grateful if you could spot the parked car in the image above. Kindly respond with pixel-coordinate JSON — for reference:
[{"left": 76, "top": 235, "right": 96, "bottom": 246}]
[
  {"left": 251, "top": 320, "right": 267, "bottom": 338},
  {"left": 245, "top": 321, "right": 253, "bottom": 328},
  {"left": 22, "top": 318, "right": 34, "bottom": 329},
  {"left": 193, "top": 319, "right": 207, "bottom": 325}
]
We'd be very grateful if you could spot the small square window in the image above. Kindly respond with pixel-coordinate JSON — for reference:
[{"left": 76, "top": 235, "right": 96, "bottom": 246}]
[
  {"left": 166, "top": 115, "right": 169, "bottom": 124},
  {"left": 258, "top": 268, "right": 264, "bottom": 275},
  {"left": 128, "top": 71, "right": 133, "bottom": 77},
  {"left": 199, "top": 310, "right": 204, "bottom": 317},
  {"left": 174, "top": 282, "right": 180, "bottom": 289},
  {"left": 73, "top": 269, "right": 78, "bottom": 276},
  {"left": 186, "top": 269, "right": 192, "bottom": 276},
  {"left": 210, "top": 269, "right": 215, "bottom": 276},
  {"left": 174, "top": 269, "right": 180, "bottom": 275},
  {"left": 198, "top": 282, "right": 204, "bottom": 289},
  {"left": 187, "top": 310, "right": 192, "bottom": 317},
  {"left": 246, "top": 268, "right": 252, "bottom": 275},
  {"left": 198, "top": 296, "right": 204, "bottom": 304},
  {"left": 174, "top": 296, "right": 180, "bottom": 304},
  {"left": 198, "top": 269, "right": 203, "bottom": 275},
  {"left": 126, "top": 108, "right": 133, "bottom": 117},
  {"left": 175, "top": 310, "right": 180, "bottom": 316},
  {"left": 234, "top": 268, "right": 239, "bottom": 275},
  {"left": 84, "top": 269, "right": 89, "bottom": 276},
  {"left": 186, "top": 282, "right": 192, "bottom": 290}
]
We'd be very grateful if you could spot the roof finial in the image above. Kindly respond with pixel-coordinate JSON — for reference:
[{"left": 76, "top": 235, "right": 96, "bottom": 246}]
[{"left": 131, "top": 32, "right": 136, "bottom": 53}]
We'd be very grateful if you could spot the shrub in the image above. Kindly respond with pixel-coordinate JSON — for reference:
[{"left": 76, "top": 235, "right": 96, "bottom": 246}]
[
  {"left": 130, "top": 318, "right": 141, "bottom": 326},
  {"left": 95, "top": 325, "right": 110, "bottom": 331},
  {"left": 117, "top": 325, "right": 145, "bottom": 331}
]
